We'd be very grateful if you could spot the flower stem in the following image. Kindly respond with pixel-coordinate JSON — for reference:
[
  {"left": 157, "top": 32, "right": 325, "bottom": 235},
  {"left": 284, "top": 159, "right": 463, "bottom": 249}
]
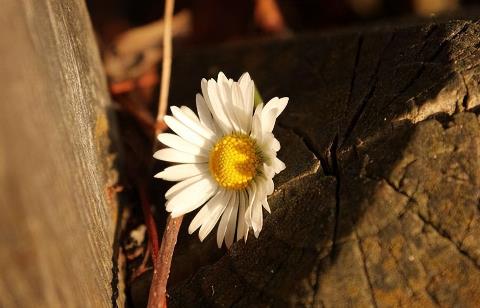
[
  {"left": 147, "top": 215, "right": 183, "bottom": 308},
  {"left": 148, "top": 0, "right": 179, "bottom": 307},
  {"left": 156, "top": 0, "right": 175, "bottom": 126}
]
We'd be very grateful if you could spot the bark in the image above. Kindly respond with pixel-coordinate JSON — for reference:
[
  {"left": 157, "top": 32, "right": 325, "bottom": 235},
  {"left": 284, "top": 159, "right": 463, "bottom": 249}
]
[
  {"left": 0, "top": 0, "right": 122, "bottom": 307},
  {"left": 160, "top": 18, "right": 480, "bottom": 307}
]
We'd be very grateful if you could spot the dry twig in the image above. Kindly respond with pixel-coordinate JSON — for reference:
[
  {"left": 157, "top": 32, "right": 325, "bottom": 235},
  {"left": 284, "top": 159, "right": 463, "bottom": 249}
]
[
  {"left": 147, "top": 216, "right": 183, "bottom": 308},
  {"left": 147, "top": 0, "right": 180, "bottom": 307},
  {"left": 155, "top": 0, "right": 176, "bottom": 126}
]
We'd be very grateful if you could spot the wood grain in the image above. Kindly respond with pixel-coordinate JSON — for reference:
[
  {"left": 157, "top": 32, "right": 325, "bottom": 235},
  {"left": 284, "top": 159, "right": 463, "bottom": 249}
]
[{"left": 0, "top": 0, "right": 122, "bottom": 307}]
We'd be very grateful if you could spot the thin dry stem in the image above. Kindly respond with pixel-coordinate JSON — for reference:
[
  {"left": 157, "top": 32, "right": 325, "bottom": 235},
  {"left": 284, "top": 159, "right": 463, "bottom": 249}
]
[
  {"left": 147, "top": 216, "right": 183, "bottom": 308},
  {"left": 155, "top": 0, "right": 175, "bottom": 129},
  {"left": 148, "top": 0, "right": 179, "bottom": 307}
]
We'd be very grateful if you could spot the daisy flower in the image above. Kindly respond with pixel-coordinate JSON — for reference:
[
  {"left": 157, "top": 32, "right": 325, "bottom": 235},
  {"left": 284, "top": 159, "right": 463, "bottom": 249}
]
[{"left": 154, "top": 72, "right": 288, "bottom": 248}]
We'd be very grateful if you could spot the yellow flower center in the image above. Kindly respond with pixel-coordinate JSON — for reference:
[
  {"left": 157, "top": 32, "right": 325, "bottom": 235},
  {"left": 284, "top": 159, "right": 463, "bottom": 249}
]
[{"left": 209, "top": 134, "right": 260, "bottom": 190}]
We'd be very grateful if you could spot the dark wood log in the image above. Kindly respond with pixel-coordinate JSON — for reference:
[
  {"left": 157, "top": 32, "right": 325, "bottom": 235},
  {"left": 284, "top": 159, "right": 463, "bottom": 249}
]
[
  {"left": 160, "top": 18, "right": 480, "bottom": 307},
  {"left": 0, "top": 0, "right": 122, "bottom": 307}
]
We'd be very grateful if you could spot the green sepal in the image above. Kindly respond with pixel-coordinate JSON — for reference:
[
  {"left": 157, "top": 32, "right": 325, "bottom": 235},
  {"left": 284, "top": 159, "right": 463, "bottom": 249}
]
[{"left": 254, "top": 87, "right": 264, "bottom": 107}]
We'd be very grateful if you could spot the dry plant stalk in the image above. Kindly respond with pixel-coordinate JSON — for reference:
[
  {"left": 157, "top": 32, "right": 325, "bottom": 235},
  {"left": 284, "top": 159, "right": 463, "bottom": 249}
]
[
  {"left": 147, "top": 0, "right": 180, "bottom": 307},
  {"left": 155, "top": 0, "right": 175, "bottom": 126},
  {"left": 147, "top": 216, "right": 183, "bottom": 308}
]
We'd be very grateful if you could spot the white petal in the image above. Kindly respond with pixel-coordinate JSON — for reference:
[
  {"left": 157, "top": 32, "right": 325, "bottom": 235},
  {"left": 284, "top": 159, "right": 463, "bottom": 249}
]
[
  {"left": 260, "top": 133, "right": 280, "bottom": 155},
  {"left": 196, "top": 94, "right": 218, "bottom": 133},
  {"left": 260, "top": 97, "right": 288, "bottom": 134},
  {"left": 244, "top": 225, "right": 249, "bottom": 242},
  {"left": 238, "top": 73, "right": 254, "bottom": 132},
  {"left": 206, "top": 79, "right": 233, "bottom": 133},
  {"left": 199, "top": 190, "right": 232, "bottom": 241},
  {"left": 232, "top": 83, "right": 249, "bottom": 133},
  {"left": 262, "top": 197, "right": 271, "bottom": 213},
  {"left": 164, "top": 115, "right": 212, "bottom": 148},
  {"left": 263, "top": 97, "right": 288, "bottom": 120},
  {"left": 157, "top": 133, "right": 207, "bottom": 157},
  {"left": 244, "top": 184, "right": 257, "bottom": 242},
  {"left": 154, "top": 163, "right": 208, "bottom": 181},
  {"left": 245, "top": 183, "right": 256, "bottom": 228},
  {"left": 188, "top": 190, "right": 224, "bottom": 234},
  {"left": 271, "top": 138, "right": 281, "bottom": 152},
  {"left": 264, "top": 176, "right": 274, "bottom": 195},
  {"left": 217, "top": 72, "right": 231, "bottom": 104},
  {"left": 244, "top": 81, "right": 254, "bottom": 132},
  {"left": 201, "top": 78, "right": 226, "bottom": 133},
  {"left": 171, "top": 186, "right": 217, "bottom": 218},
  {"left": 225, "top": 194, "right": 239, "bottom": 248},
  {"left": 262, "top": 164, "right": 276, "bottom": 180},
  {"left": 261, "top": 108, "right": 278, "bottom": 135},
  {"left": 250, "top": 103, "right": 263, "bottom": 143},
  {"left": 236, "top": 190, "right": 247, "bottom": 242},
  {"left": 217, "top": 74, "right": 242, "bottom": 132},
  {"left": 153, "top": 148, "right": 207, "bottom": 163},
  {"left": 252, "top": 204, "right": 263, "bottom": 238},
  {"left": 167, "top": 177, "right": 217, "bottom": 216},
  {"left": 165, "top": 174, "right": 203, "bottom": 199},
  {"left": 251, "top": 181, "right": 264, "bottom": 237},
  {"left": 171, "top": 106, "right": 215, "bottom": 140},
  {"left": 216, "top": 192, "right": 236, "bottom": 248},
  {"left": 180, "top": 106, "right": 200, "bottom": 123},
  {"left": 238, "top": 72, "right": 252, "bottom": 95},
  {"left": 272, "top": 157, "right": 286, "bottom": 174}
]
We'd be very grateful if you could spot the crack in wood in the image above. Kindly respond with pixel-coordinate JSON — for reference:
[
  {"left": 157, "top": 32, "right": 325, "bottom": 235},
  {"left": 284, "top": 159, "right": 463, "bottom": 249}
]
[
  {"left": 355, "top": 231, "right": 379, "bottom": 308},
  {"left": 417, "top": 24, "right": 439, "bottom": 56},
  {"left": 311, "top": 256, "right": 324, "bottom": 308},
  {"left": 460, "top": 212, "right": 476, "bottom": 249},
  {"left": 425, "top": 275, "right": 442, "bottom": 307},
  {"left": 387, "top": 243, "right": 417, "bottom": 300},
  {"left": 413, "top": 210, "right": 480, "bottom": 271},
  {"left": 386, "top": 22, "right": 470, "bottom": 110},
  {"left": 460, "top": 73, "right": 470, "bottom": 111},
  {"left": 346, "top": 35, "right": 364, "bottom": 110},
  {"left": 110, "top": 203, "right": 124, "bottom": 308},
  {"left": 329, "top": 135, "right": 341, "bottom": 262},
  {"left": 341, "top": 32, "right": 396, "bottom": 147},
  {"left": 277, "top": 123, "right": 325, "bottom": 174}
]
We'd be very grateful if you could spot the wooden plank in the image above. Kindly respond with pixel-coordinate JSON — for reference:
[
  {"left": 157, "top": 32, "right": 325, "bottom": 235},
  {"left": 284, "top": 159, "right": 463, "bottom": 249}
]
[{"left": 0, "top": 0, "right": 122, "bottom": 307}]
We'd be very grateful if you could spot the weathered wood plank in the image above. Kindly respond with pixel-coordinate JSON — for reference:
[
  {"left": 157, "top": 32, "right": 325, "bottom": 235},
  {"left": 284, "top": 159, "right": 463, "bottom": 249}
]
[{"left": 0, "top": 0, "right": 122, "bottom": 307}]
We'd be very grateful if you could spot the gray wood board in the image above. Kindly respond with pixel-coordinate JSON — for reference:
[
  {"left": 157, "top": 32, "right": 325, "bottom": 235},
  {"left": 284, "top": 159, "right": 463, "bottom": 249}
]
[{"left": 0, "top": 0, "right": 122, "bottom": 307}]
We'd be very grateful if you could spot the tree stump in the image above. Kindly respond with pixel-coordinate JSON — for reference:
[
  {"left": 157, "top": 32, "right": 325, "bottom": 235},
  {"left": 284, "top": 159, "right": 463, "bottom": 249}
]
[
  {"left": 165, "top": 18, "right": 480, "bottom": 307},
  {"left": 0, "top": 1, "right": 122, "bottom": 307}
]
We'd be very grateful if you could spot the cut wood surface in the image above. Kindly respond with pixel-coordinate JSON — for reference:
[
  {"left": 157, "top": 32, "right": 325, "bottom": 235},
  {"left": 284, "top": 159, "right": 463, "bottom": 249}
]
[
  {"left": 158, "top": 18, "right": 480, "bottom": 307},
  {"left": 0, "top": 0, "right": 122, "bottom": 307}
]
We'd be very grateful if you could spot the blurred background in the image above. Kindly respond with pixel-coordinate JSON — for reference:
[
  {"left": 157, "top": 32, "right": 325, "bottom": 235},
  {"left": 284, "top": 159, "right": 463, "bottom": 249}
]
[
  {"left": 88, "top": 0, "right": 476, "bottom": 44},
  {"left": 87, "top": 0, "right": 478, "bottom": 86}
]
